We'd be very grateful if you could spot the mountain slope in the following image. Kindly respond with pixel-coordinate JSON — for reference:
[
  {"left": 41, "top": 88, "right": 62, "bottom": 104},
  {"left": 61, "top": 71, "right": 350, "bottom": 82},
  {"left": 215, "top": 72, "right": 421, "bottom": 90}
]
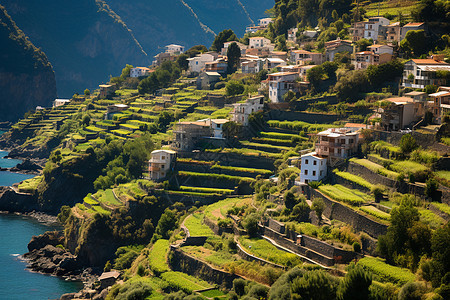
[
  {"left": 2, "top": 0, "right": 150, "bottom": 97},
  {"left": 3, "top": 1, "right": 275, "bottom": 98},
  {"left": 0, "top": 5, "right": 56, "bottom": 121}
]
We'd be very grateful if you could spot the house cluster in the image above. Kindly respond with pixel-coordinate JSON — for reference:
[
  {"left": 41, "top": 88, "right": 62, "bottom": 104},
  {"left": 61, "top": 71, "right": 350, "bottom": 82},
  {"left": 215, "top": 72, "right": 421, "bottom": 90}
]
[
  {"left": 299, "top": 126, "right": 362, "bottom": 184},
  {"left": 153, "top": 44, "right": 185, "bottom": 67},
  {"left": 370, "top": 84, "right": 450, "bottom": 130},
  {"left": 351, "top": 17, "right": 426, "bottom": 43}
]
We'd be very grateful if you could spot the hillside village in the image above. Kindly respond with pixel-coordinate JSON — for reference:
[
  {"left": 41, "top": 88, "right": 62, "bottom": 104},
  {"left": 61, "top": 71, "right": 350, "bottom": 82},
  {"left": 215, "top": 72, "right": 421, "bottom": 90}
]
[{"left": 1, "top": 0, "right": 450, "bottom": 299}]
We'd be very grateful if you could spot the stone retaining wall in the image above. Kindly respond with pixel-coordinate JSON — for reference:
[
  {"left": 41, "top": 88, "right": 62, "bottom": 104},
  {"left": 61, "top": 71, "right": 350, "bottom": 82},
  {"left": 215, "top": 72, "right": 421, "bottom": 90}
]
[
  {"left": 429, "top": 204, "right": 450, "bottom": 222},
  {"left": 308, "top": 188, "right": 388, "bottom": 238},
  {"left": 178, "top": 151, "right": 276, "bottom": 171},
  {"left": 169, "top": 246, "right": 241, "bottom": 289},
  {"left": 262, "top": 226, "right": 335, "bottom": 266},
  {"left": 236, "top": 240, "right": 285, "bottom": 269},
  {"left": 268, "top": 110, "right": 340, "bottom": 124}
]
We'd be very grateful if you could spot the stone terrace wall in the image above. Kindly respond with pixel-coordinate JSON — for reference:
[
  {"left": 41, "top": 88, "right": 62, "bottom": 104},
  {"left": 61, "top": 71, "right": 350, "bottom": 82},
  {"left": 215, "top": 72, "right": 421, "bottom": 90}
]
[
  {"left": 347, "top": 162, "right": 397, "bottom": 189},
  {"left": 178, "top": 151, "right": 276, "bottom": 171},
  {"left": 236, "top": 240, "right": 285, "bottom": 269},
  {"left": 268, "top": 110, "right": 340, "bottom": 124},
  {"left": 262, "top": 226, "right": 335, "bottom": 266},
  {"left": 309, "top": 188, "right": 388, "bottom": 238},
  {"left": 169, "top": 246, "right": 241, "bottom": 289},
  {"left": 347, "top": 161, "right": 444, "bottom": 202},
  {"left": 292, "top": 96, "right": 339, "bottom": 111}
]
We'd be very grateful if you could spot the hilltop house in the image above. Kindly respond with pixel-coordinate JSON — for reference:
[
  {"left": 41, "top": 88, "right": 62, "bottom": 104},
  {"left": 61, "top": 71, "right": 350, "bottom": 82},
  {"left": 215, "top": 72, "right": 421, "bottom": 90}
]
[
  {"left": 429, "top": 89, "right": 450, "bottom": 124},
  {"left": 324, "top": 39, "right": 353, "bottom": 62},
  {"left": 205, "top": 58, "right": 228, "bottom": 76},
  {"left": 299, "top": 152, "right": 327, "bottom": 184},
  {"left": 402, "top": 58, "right": 450, "bottom": 89},
  {"left": 241, "top": 57, "right": 264, "bottom": 73},
  {"left": 386, "top": 22, "right": 401, "bottom": 42},
  {"left": 172, "top": 118, "right": 229, "bottom": 151},
  {"left": 153, "top": 52, "right": 177, "bottom": 67},
  {"left": 188, "top": 52, "right": 219, "bottom": 74},
  {"left": 149, "top": 149, "right": 177, "bottom": 181},
  {"left": 246, "top": 18, "right": 273, "bottom": 33},
  {"left": 350, "top": 17, "right": 390, "bottom": 42},
  {"left": 287, "top": 27, "right": 298, "bottom": 42},
  {"left": 105, "top": 104, "right": 129, "bottom": 120},
  {"left": 53, "top": 99, "right": 70, "bottom": 108},
  {"left": 249, "top": 37, "right": 273, "bottom": 50},
  {"left": 221, "top": 41, "right": 247, "bottom": 56},
  {"left": 401, "top": 22, "right": 426, "bottom": 40},
  {"left": 315, "top": 128, "right": 359, "bottom": 164},
  {"left": 165, "top": 44, "right": 185, "bottom": 54},
  {"left": 99, "top": 84, "right": 117, "bottom": 99},
  {"left": 290, "top": 50, "right": 324, "bottom": 65},
  {"left": 130, "top": 67, "right": 152, "bottom": 78},
  {"left": 265, "top": 57, "right": 287, "bottom": 69},
  {"left": 196, "top": 72, "right": 221, "bottom": 90},
  {"left": 353, "top": 49, "right": 393, "bottom": 70},
  {"left": 375, "top": 97, "right": 420, "bottom": 131},
  {"left": 268, "top": 72, "right": 300, "bottom": 103},
  {"left": 231, "top": 95, "right": 264, "bottom": 125}
]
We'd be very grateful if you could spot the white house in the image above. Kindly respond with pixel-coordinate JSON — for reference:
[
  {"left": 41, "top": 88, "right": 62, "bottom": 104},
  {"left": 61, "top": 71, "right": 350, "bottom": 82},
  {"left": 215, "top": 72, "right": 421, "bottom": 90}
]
[
  {"left": 187, "top": 52, "right": 219, "bottom": 74},
  {"left": 231, "top": 95, "right": 264, "bottom": 125},
  {"left": 165, "top": 44, "right": 185, "bottom": 54},
  {"left": 130, "top": 67, "right": 152, "bottom": 78},
  {"left": 300, "top": 152, "right": 327, "bottom": 184},
  {"left": 259, "top": 18, "right": 273, "bottom": 27},
  {"left": 268, "top": 72, "right": 299, "bottom": 103},
  {"left": 53, "top": 99, "right": 70, "bottom": 108},
  {"left": 249, "top": 37, "right": 272, "bottom": 49},
  {"left": 149, "top": 150, "right": 177, "bottom": 181}
]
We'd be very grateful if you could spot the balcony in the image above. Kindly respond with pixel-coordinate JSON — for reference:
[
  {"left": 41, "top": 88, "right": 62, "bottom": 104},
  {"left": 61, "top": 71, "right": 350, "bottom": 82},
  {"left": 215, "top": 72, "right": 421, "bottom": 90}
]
[{"left": 149, "top": 166, "right": 162, "bottom": 172}]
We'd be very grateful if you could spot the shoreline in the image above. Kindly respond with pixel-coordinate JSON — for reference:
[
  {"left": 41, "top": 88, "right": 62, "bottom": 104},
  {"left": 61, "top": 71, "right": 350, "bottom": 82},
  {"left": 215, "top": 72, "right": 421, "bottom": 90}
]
[{"left": 0, "top": 210, "right": 60, "bottom": 227}]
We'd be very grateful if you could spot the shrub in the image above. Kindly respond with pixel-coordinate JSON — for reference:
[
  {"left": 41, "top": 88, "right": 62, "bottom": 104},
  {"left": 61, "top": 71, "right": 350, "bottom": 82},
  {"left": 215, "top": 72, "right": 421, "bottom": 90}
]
[
  {"left": 243, "top": 213, "right": 259, "bottom": 237},
  {"left": 353, "top": 242, "right": 361, "bottom": 253},
  {"left": 233, "top": 278, "right": 247, "bottom": 296},
  {"left": 400, "top": 134, "right": 418, "bottom": 154}
]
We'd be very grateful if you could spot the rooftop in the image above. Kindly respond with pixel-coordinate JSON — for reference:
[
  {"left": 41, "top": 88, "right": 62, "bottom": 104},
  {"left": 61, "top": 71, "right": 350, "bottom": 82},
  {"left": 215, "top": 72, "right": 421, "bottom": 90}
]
[
  {"left": 411, "top": 59, "right": 448, "bottom": 65},
  {"left": 151, "top": 149, "right": 177, "bottom": 154},
  {"left": 429, "top": 91, "right": 450, "bottom": 97},
  {"left": 405, "top": 91, "right": 426, "bottom": 96},
  {"left": 404, "top": 22, "right": 425, "bottom": 27},
  {"left": 99, "top": 271, "right": 120, "bottom": 281},
  {"left": 317, "top": 128, "right": 358, "bottom": 137}
]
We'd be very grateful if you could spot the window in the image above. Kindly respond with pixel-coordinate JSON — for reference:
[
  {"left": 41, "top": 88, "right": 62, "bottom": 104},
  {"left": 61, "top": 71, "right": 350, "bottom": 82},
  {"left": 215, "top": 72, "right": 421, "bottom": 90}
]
[
  {"left": 313, "top": 160, "right": 317, "bottom": 165},
  {"left": 162, "top": 156, "right": 165, "bottom": 159},
  {"left": 161, "top": 165, "right": 165, "bottom": 169},
  {"left": 305, "top": 159, "right": 309, "bottom": 164},
  {"left": 305, "top": 170, "right": 308, "bottom": 175},
  {"left": 321, "top": 161, "right": 323, "bottom": 166},
  {"left": 313, "top": 171, "right": 316, "bottom": 176},
  {"left": 320, "top": 170, "right": 323, "bottom": 176}
]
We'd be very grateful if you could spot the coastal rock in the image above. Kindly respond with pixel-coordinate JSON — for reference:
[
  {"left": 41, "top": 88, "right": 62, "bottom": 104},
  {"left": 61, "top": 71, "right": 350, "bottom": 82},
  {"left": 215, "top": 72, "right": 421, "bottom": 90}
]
[
  {"left": 10, "top": 159, "right": 43, "bottom": 174},
  {"left": 28, "top": 231, "right": 64, "bottom": 252},
  {"left": 24, "top": 238, "right": 82, "bottom": 277}
]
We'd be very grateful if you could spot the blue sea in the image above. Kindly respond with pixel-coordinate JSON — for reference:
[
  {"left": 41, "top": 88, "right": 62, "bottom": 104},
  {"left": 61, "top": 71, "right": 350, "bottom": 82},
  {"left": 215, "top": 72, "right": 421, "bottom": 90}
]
[{"left": 0, "top": 138, "right": 82, "bottom": 299}]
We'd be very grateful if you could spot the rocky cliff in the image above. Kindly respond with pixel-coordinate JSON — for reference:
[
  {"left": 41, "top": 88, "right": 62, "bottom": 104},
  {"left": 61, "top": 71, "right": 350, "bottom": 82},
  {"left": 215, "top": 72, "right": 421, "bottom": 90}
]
[{"left": 0, "top": 5, "right": 57, "bottom": 121}]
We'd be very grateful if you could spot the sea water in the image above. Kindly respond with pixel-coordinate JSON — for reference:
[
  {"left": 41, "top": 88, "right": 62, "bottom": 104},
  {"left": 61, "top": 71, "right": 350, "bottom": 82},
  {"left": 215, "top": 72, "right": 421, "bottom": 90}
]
[{"left": 0, "top": 141, "right": 82, "bottom": 299}]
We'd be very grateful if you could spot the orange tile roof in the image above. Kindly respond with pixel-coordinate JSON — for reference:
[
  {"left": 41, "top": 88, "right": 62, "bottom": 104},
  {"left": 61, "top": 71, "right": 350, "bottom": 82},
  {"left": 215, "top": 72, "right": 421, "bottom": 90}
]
[
  {"left": 404, "top": 22, "right": 424, "bottom": 27},
  {"left": 412, "top": 59, "right": 448, "bottom": 65}
]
